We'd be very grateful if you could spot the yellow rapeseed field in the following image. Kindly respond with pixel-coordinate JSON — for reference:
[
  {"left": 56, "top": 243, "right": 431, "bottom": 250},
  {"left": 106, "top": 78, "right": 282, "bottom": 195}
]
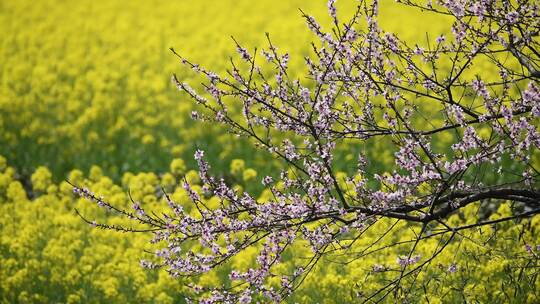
[{"left": 1, "top": 0, "right": 539, "bottom": 303}]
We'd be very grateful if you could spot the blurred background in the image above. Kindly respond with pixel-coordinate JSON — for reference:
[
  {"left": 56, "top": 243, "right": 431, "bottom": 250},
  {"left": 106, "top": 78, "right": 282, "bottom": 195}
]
[
  {"left": 2, "top": 1, "right": 536, "bottom": 303},
  {"left": 0, "top": 0, "right": 442, "bottom": 182}
]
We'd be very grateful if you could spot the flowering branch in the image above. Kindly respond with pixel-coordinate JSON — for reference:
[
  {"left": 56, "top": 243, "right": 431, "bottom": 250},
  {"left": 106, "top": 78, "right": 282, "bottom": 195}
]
[{"left": 74, "top": 0, "right": 540, "bottom": 302}]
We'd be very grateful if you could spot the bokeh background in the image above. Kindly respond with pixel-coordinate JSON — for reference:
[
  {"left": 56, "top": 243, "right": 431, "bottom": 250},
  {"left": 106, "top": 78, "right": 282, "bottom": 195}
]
[{"left": 1, "top": 0, "right": 538, "bottom": 303}]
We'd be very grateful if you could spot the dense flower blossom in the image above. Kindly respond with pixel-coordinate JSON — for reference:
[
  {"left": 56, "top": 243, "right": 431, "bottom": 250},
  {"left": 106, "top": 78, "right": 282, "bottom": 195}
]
[
  {"left": 74, "top": 0, "right": 540, "bottom": 302},
  {"left": 397, "top": 255, "right": 421, "bottom": 267}
]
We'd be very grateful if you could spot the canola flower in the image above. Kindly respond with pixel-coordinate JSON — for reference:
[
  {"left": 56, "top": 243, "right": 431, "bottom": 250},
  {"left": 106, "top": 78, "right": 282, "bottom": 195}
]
[
  {"left": 0, "top": 0, "right": 342, "bottom": 181},
  {"left": 1, "top": 155, "right": 539, "bottom": 303},
  {"left": 0, "top": 0, "right": 447, "bottom": 182},
  {"left": 1, "top": 0, "right": 539, "bottom": 302},
  {"left": 142, "top": 0, "right": 540, "bottom": 300}
]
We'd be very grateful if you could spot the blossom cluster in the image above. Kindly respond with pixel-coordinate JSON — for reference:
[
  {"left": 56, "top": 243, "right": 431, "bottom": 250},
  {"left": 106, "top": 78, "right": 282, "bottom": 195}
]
[{"left": 75, "top": 0, "right": 540, "bottom": 302}]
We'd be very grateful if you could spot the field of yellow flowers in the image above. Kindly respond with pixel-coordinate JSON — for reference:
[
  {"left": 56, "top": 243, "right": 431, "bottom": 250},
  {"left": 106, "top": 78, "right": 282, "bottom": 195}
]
[{"left": 1, "top": 0, "right": 539, "bottom": 303}]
